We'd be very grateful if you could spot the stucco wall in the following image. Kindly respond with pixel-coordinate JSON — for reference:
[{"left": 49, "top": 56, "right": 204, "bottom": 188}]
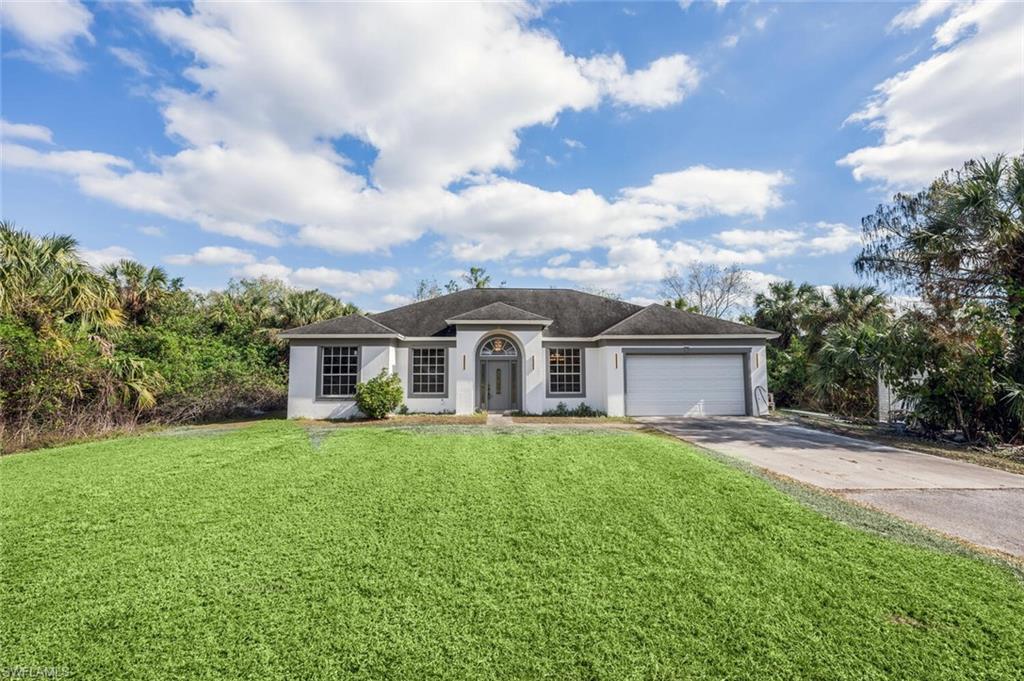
[
  {"left": 287, "top": 341, "right": 395, "bottom": 419},
  {"left": 394, "top": 345, "right": 457, "bottom": 414},
  {"left": 287, "top": 335, "right": 770, "bottom": 419}
]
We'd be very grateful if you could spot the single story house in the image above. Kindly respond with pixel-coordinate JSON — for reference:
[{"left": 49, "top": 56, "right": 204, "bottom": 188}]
[{"left": 280, "top": 288, "right": 779, "bottom": 419}]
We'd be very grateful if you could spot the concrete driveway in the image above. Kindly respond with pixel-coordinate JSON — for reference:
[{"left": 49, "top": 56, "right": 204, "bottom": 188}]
[{"left": 640, "top": 416, "right": 1024, "bottom": 557}]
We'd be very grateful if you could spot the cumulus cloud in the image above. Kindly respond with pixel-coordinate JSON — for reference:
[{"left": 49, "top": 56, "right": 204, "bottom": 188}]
[
  {"left": 840, "top": 1, "right": 1024, "bottom": 189},
  {"left": 165, "top": 246, "right": 256, "bottom": 266},
  {"left": 580, "top": 53, "right": 702, "bottom": 109},
  {"left": 0, "top": 0, "right": 94, "bottom": 73},
  {"left": 622, "top": 166, "right": 789, "bottom": 219},
  {"left": 233, "top": 257, "right": 399, "bottom": 297},
  {"left": 3, "top": 3, "right": 728, "bottom": 257},
  {"left": 1, "top": 119, "right": 54, "bottom": 144},
  {"left": 713, "top": 222, "right": 859, "bottom": 257},
  {"left": 80, "top": 245, "right": 133, "bottom": 269}
]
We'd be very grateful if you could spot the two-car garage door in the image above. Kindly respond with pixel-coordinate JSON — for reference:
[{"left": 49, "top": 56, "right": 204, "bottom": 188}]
[{"left": 625, "top": 354, "right": 746, "bottom": 416}]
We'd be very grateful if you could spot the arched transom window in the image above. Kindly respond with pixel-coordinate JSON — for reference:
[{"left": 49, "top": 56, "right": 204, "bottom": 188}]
[{"left": 479, "top": 336, "right": 518, "bottom": 357}]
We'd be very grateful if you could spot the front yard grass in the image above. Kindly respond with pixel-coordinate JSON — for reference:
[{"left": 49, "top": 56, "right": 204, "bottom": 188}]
[{"left": 2, "top": 422, "right": 1022, "bottom": 679}]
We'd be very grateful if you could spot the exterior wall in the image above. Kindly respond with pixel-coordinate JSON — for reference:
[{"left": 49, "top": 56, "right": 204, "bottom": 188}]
[
  {"left": 287, "top": 340, "right": 395, "bottom": 419},
  {"left": 288, "top": 334, "right": 771, "bottom": 419},
  {"left": 394, "top": 345, "right": 457, "bottom": 414},
  {"left": 599, "top": 340, "right": 769, "bottom": 417},
  {"left": 540, "top": 347, "right": 605, "bottom": 413},
  {"left": 453, "top": 326, "right": 544, "bottom": 415}
]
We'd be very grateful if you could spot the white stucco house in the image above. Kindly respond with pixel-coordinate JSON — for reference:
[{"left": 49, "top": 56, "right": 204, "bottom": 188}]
[{"left": 280, "top": 288, "right": 779, "bottom": 419}]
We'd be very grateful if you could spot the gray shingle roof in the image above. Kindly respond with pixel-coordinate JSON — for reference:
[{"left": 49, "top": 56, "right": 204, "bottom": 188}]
[
  {"left": 447, "top": 301, "right": 552, "bottom": 322},
  {"left": 599, "top": 304, "right": 775, "bottom": 336},
  {"left": 282, "top": 288, "right": 776, "bottom": 338},
  {"left": 281, "top": 314, "right": 398, "bottom": 336}
]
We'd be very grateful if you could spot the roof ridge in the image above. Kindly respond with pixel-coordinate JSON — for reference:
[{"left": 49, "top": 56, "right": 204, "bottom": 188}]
[{"left": 597, "top": 303, "right": 660, "bottom": 336}]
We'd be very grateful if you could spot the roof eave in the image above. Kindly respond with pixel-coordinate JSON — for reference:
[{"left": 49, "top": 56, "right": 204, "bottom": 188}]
[
  {"left": 444, "top": 318, "right": 553, "bottom": 326},
  {"left": 278, "top": 332, "right": 403, "bottom": 340}
]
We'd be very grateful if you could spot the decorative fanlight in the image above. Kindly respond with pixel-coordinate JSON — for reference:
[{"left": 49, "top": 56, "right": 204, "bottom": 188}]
[{"left": 480, "top": 337, "right": 517, "bottom": 356}]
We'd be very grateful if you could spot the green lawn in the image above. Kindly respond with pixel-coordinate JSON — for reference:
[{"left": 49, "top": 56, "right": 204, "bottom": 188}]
[{"left": 2, "top": 423, "right": 1022, "bottom": 680}]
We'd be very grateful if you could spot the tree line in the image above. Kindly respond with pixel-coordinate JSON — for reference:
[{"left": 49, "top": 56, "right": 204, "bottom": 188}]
[
  {"left": 663, "top": 155, "right": 1023, "bottom": 444},
  {"left": 0, "top": 223, "right": 358, "bottom": 452}
]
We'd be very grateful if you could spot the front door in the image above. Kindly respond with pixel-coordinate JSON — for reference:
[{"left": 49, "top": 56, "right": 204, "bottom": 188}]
[{"left": 484, "top": 360, "right": 512, "bottom": 412}]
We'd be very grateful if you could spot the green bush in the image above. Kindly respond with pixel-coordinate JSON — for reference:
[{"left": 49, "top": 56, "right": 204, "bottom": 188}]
[
  {"left": 355, "top": 369, "right": 404, "bottom": 419},
  {"left": 542, "top": 402, "right": 606, "bottom": 417}
]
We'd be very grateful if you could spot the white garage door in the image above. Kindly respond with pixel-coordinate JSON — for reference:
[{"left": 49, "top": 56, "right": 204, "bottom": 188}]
[{"left": 625, "top": 354, "right": 746, "bottom": 416}]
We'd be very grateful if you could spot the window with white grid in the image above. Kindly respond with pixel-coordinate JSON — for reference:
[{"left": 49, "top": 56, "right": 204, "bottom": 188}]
[
  {"left": 412, "top": 348, "right": 446, "bottom": 395},
  {"left": 320, "top": 346, "right": 358, "bottom": 397},
  {"left": 547, "top": 348, "right": 582, "bottom": 395}
]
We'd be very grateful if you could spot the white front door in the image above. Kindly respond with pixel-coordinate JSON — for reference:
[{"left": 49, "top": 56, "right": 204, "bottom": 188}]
[{"left": 625, "top": 354, "right": 746, "bottom": 416}]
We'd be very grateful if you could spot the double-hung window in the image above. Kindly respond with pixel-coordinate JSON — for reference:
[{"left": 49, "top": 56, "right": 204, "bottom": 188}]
[
  {"left": 411, "top": 348, "right": 447, "bottom": 396},
  {"left": 547, "top": 347, "right": 583, "bottom": 395},
  {"left": 320, "top": 346, "right": 358, "bottom": 397}
]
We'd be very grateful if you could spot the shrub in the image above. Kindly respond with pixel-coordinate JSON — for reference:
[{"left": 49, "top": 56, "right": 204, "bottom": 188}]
[
  {"left": 355, "top": 369, "right": 404, "bottom": 419},
  {"left": 542, "top": 401, "right": 606, "bottom": 417}
]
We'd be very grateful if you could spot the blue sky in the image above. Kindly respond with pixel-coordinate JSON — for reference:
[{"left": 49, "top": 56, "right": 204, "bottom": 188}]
[{"left": 2, "top": 1, "right": 1021, "bottom": 311}]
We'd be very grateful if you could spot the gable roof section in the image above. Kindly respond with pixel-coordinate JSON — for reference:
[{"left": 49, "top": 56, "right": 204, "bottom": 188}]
[
  {"left": 280, "top": 314, "right": 399, "bottom": 337},
  {"left": 447, "top": 301, "right": 552, "bottom": 323},
  {"left": 598, "top": 304, "right": 776, "bottom": 337},
  {"left": 368, "top": 288, "right": 643, "bottom": 337}
]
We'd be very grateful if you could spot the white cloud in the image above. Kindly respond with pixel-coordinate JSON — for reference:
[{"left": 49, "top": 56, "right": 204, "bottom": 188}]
[
  {"left": 138, "top": 225, "right": 165, "bottom": 238},
  {"left": 109, "top": 47, "right": 151, "bottom": 77},
  {"left": 0, "top": 0, "right": 94, "bottom": 73},
  {"left": 753, "top": 16, "right": 768, "bottom": 31},
  {"left": 622, "top": 166, "right": 789, "bottom": 219},
  {"left": 715, "top": 228, "right": 803, "bottom": 249},
  {"left": 436, "top": 179, "right": 679, "bottom": 261},
  {"left": 233, "top": 257, "right": 399, "bottom": 297},
  {"left": 840, "top": 1, "right": 1024, "bottom": 189},
  {"left": 562, "top": 138, "right": 585, "bottom": 149},
  {"left": 381, "top": 293, "right": 414, "bottom": 306},
  {"left": 888, "top": 0, "right": 953, "bottom": 32},
  {"left": 580, "top": 53, "right": 702, "bottom": 109},
  {"left": 5, "top": 3, "right": 714, "bottom": 254},
  {"left": 544, "top": 155, "right": 558, "bottom": 166},
  {"left": 713, "top": 222, "right": 859, "bottom": 257},
  {"left": 806, "top": 221, "right": 861, "bottom": 254},
  {"left": 165, "top": 246, "right": 256, "bottom": 266},
  {"left": 80, "top": 245, "right": 133, "bottom": 269},
  {"left": 721, "top": 34, "right": 740, "bottom": 48},
  {"left": 547, "top": 253, "right": 571, "bottom": 266},
  {"left": 1, "top": 119, "right": 53, "bottom": 144}
]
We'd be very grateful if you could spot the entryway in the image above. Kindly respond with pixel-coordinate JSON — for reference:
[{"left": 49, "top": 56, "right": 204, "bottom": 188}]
[{"left": 477, "top": 335, "right": 521, "bottom": 412}]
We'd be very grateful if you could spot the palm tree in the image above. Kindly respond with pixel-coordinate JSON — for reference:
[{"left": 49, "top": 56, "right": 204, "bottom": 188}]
[
  {"left": 278, "top": 289, "right": 357, "bottom": 329},
  {"left": 102, "top": 259, "right": 170, "bottom": 325},
  {"left": 752, "top": 281, "right": 825, "bottom": 348},
  {"left": 0, "top": 220, "right": 121, "bottom": 333}
]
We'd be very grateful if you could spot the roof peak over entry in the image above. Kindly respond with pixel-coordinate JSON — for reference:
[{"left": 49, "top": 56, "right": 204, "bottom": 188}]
[{"left": 282, "top": 288, "right": 776, "bottom": 338}]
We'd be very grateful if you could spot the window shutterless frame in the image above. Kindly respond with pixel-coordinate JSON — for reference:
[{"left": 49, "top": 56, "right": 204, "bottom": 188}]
[
  {"left": 546, "top": 346, "right": 584, "bottom": 397},
  {"left": 409, "top": 347, "right": 448, "bottom": 397},
  {"left": 317, "top": 346, "right": 359, "bottom": 399}
]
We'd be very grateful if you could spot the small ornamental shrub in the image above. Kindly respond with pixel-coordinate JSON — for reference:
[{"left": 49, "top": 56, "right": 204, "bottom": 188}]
[
  {"left": 542, "top": 401, "right": 606, "bottom": 417},
  {"left": 355, "top": 369, "right": 404, "bottom": 419}
]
